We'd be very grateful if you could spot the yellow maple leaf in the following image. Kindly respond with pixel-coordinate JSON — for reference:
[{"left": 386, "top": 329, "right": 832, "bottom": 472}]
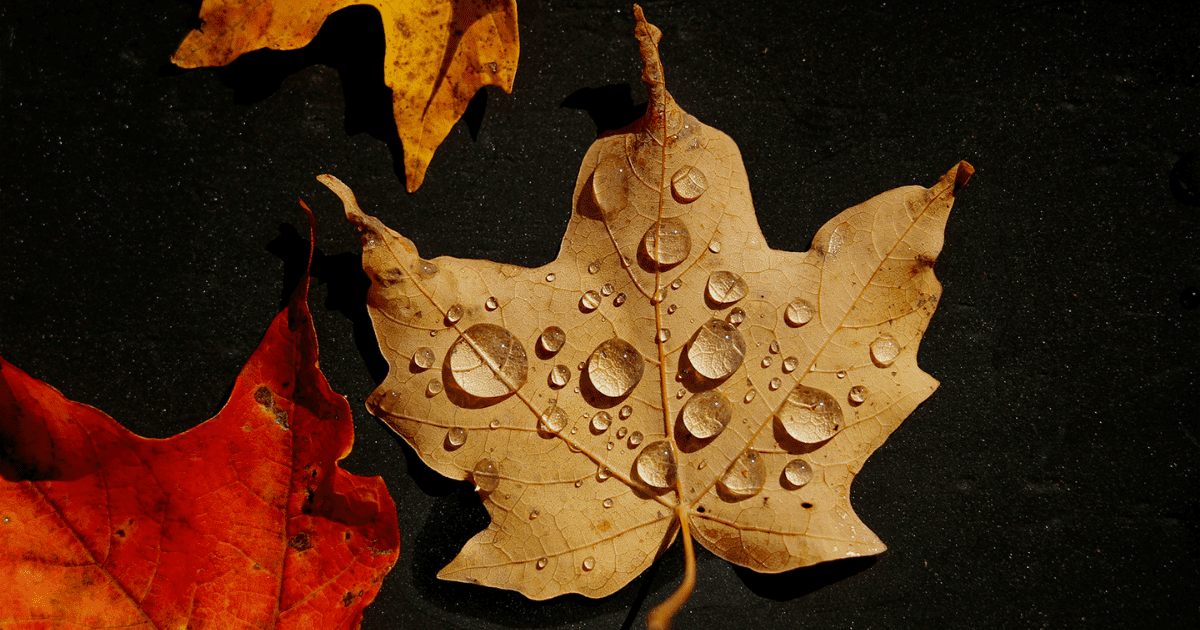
[{"left": 172, "top": 0, "right": 519, "bottom": 192}]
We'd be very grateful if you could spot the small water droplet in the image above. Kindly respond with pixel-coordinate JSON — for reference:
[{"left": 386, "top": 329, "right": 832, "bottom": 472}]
[
  {"left": 658, "top": 328, "right": 671, "bottom": 343},
  {"left": 783, "top": 356, "right": 798, "bottom": 373},
  {"left": 489, "top": 419, "right": 501, "bottom": 429},
  {"left": 726, "top": 308, "right": 746, "bottom": 325},
  {"left": 539, "top": 326, "right": 566, "bottom": 353},
  {"left": 575, "top": 479, "right": 583, "bottom": 488},
  {"left": 614, "top": 293, "right": 627, "bottom": 306},
  {"left": 676, "top": 388, "right": 686, "bottom": 398},
  {"left": 870, "top": 334, "right": 902, "bottom": 366},
  {"left": 836, "top": 370, "right": 847, "bottom": 379},
  {"left": 607, "top": 441, "right": 614, "bottom": 450},
  {"left": 652, "top": 288, "right": 666, "bottom": 303},
  {"left": 536, "top": 557, "right": 548, "bottom": 569},
  {"left": 769, "top": 341, "right": 780, "bottom": 354},
  {"left": 709, "top": 241, "right": 722, "bottom": 253},
  {"left": 671, "top": 278, "right": 683, "bottom": 290},
  {"left": 430, "top": 330, "right": 438, "bottom": 337},
  {"left": 597, "top": 467, "right": 611, "bottom": 481},
  {"left": 849, "top": 385, "right": 869, "bottom": 404},
  {"left": 550, "top": 364, "right": 571, "bottom": 387},
  {"left": 446, "top": 304, "right": 464, "bottom": 324},
  {"left": 697, "top": 459, "right": 708, "bottom": 470},
  {"left": 687, "top": 319, "right": 747, "bottom": 379},
  {"left": 777, "top": 384, "right": 843, "bottom": 443},
  {"left": 592, "top": 411, "right": 612, "bottom": 432},
  {"left": 783, "top": 458, "right": 813, "bottom": 488},
  {"left": 426, "top": 379, "right": 443, "bottom": 396},
  {"left": 671, "top": 165, "right": 708, "bottom": 202},
  {"left": 635, "top": 440, "right": 677, "bottom": 488},
  {"left": 412, "top": 347, "right": 436, "bottom": 370},
  {"left": 473, "top": 458, "right": 499, "bottom": 493},
  {"left": 706, "top": 271, "right": 748, "bottom": 304},
  {"left": 416, "top": 260, "right": 438, "bottom": 278},
  {"left": 448, "top": 324, "right": 528, "bottom": 398},
  {"left": 785, "top": 299, "right": 815, "bottom": 326},
  {"left": 642, "top": 218, "right": 691, "bottom": 266},
  {"left": 546, "top": 272, "right": 556, "bottom": 282},
  {"left": 619, "top": 405, "right": 633, "bottom": 419},
  {"left": 529, "top": 508, "right": 540, "bottom": 520},
  {"left": 586, "top": 338, "right": 645, "bottom": 397},
  {"left": 682, "top": 391, "right": 732, "bottom": 439},
  {"left": 769, "top": 378, "right": 781, "bottom": 391},
  {"left": 588, "top": 262, "right": 600, "bottom": 274},
  {"left": 603, "top": 498, "right": 614, "bottom": 508},
  {"left": 601, "top": 283, "right": 614, "bottom": 296},
  {"left": 581, "top": 290, "right": 602, "bottom": 311},
  {"left": 667, "top": 304, "right": 677, "bottom": 314},
  {"left": 719, "top": 450, "right": 766, "bottom": 499},
  {"left": 629, "top": 431, "right": 643, "bottom": 446},
  {"left": 744, "top": 389, "right": 756, "bottom": 403},
  {"left": 446, "top": 427, "right": 466, "bottom": 447},
  {"left": 616, "top": 426, "right": 628, "bottom": 439},
  {"left": 761, "top": 356, "right": 773, "bottom": 368},
  {"left": 485, "top": 297, "right": 498, "bottom": 311},
  {"left": 540, "top": 405, "right": 568, "bottom": 432},
  {"left": 582, "top": 557, "right": 596, "bottom": 571}
]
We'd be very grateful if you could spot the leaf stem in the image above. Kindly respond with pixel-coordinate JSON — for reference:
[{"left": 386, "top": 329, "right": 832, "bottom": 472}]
[{"left": 647, "top": 508, "right": 697, "bottom": 630}]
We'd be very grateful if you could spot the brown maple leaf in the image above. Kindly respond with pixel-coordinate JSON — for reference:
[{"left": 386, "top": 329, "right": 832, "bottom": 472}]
[
  {"left": 0, "top": 210, "right": 399, "bottom": 629},
  {"left": 321, "top": 6, "right": 971, "bottom": 628},
  {"left": 172, "top": 0, "right": 519, "bottom": 192}
]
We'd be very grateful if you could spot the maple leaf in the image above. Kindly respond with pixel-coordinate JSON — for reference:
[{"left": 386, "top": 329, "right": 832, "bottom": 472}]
[
  {"left": 0, "top": 210, "right": 399, "bottom": 629},
  {"left": 171, "top": 0, "right": 519, "bottom": 192},
  {"left": 321, "top": 6, "right": 971, "bottom": 628}
]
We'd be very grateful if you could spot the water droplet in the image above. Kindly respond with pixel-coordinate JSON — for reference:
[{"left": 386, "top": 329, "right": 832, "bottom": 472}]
[
  {"left": 718, "top": 450, "right": 765, "bottom": 499},
  {"left": 588, "top": 262, "right": 600, "bottom": 274},
  {"left": 430, "top": 330, "right": 438, "bottom": 337},
  {"left": 426, "top": 379, "right": 443, "bottom": 396},
  {"left": 635, "top": 440, "right": 677, "bottom": 488},
  {"left": 667, "top": 304, "right": 677, "bottom": 314},
  {"left": 614, "top": 293, "right": 627, "bottom": 306},
  {"left": 586, "top": 338, "right": 644, "bottom": 397},
  {"left": 575, "top": 479, "right": 583, "bottom": 488},
  {"left": 671, "top": 165, "right": 708, "bottom": 202},
  {"left": 546, "top": 272, "right": 556, "bottom": 282},
  {"left": 489, "top": 418, "right": 501, "bottom": 429},
  {"left": 769, "top": 378, "right": 781, "bottom": 391},
  {"left": 629, "top": 431, "right": 643, "bottom": 446},
  {"left": 744, "top": 389, "right": 756, "bottom": 403},
  {"left": 783, "top": 356, "right": 798, "bottom": 373},
  {"left": 529, "top": 509, "right": 539, "bottom": 520},
  {"left": 776, "top": 384, "right": 843, "bottom": 443},
  {"left": 769, "top": 341, "right": 780, "bottom": 354},
  {"left": 658, "top": 328, "right": 671, "bottom": 343},
  {"left": 687, "top": 319, "right": 747, "bottom": 380},
  {"left": 412, "top": 347, "right": 436, "bottom": 370},
  {"left": 849, "top": 385, "right": 869, "bottom": 404},
  {"left": 836, "top": 370, "right": 847, "bottom": 379},
  {"left": 473, "top": 458, "right": 499, "bottom": 493},
  {"left": 416, "top": 260, "right": 438, "bottom": 278},
  {"left": 550, "top": 364, "right": 571, "bottom": 387},
  {"left": 652, "top": 288, "right": 666, "bottom": 303},
  {"left": 601, "top": 283, "right": 614, "bottom": 296},
  {"left": 539, "top": 326, "right": 566, "bottom": 353},
  {"left": 582, "top": 557, "right": 596, "bottom": 571},
  {"left": 540, "top": 405, "right": 568, "bottom": 432},
  {"left": 642, "top": 218, "right": 691, "bottom": 266},
  {"left": 446, "top": 304, "right": 464, "bottom": 324},
  {"left": 536, "top": 557, "right": 548, "bottom": 569},
  {"left": 706, "top": 271, "right": 748, "bottom": 304},
  {"left": 619, "top": 405, "right": 633, "bottom": 419},
  {"left": 709, "top": 241, "right": 722, "bottom": 253},
  {"left": 597, "top": 467, "right": 611, "bottom": 481},
  {"left": 783, "top": 458, "right": 813, "bottom": 488},
  {"left": 485, "top": 297, "right": 498, "bottom": 311},
  {"left": 785, "top": 299, "right": 815, "bottom": 326},
  {"left": 603, "top": 498, "right": 614, "bottom": 508},
  {"left": 697, "top": 459, "right": 708, "bottom": 470},
  {"left": 591, "top": 411, "right": 612, "bottom": 432},
  {"left": 682, "top": 391, "right": 732, "bottom": 439},
  {"left": 446, "top": 427, "right": 467, "bottom": 447},
  {"left": 607, "top": 441, "right": 614, "bottom": 450},
  {"left": 870, "top": 334, "right": 901, "bottom": 366},
  {"left": 581, "top": 290, "right": 601, "bottom": 311},
  {"left": 616, "top": 426, "right": 628, "bottom": 439},
  {"left": 726, "top": 308, "right": 746, "bottom": 325},
  {"left": 676, "top": 388, "right": 686, "bottom": 398},
  {"left": 671, "top": 278, "right": 683, "bottom": 290},
  {"left": 761, "top": 356, "right": 773, "bottom": 368},
  {"left": 448, "top": 324, "right": 528, "bottom": 398}
]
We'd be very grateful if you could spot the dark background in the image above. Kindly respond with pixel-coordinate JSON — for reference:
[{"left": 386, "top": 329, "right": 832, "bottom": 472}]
[{"left": 2, "top": 0, "right": 1197, "bottom": 627}]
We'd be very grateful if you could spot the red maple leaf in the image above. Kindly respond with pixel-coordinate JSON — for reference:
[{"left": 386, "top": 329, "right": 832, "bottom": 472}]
[{"left": 0, "top": 209, "right": 398, "bottom": 629}]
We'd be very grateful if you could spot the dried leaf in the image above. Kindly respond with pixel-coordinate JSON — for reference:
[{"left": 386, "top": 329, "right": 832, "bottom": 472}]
[
  {"left": 172, "top": 0, "right": 519, "bottom": 192},
  {"left": 0, "top": 213, "right": 399, "bottom": 628},
  {"left": 323, "top": 6, "right": 970, "bottom": 627}
]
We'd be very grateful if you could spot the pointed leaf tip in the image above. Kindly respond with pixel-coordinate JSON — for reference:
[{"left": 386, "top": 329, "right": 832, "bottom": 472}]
[{"left": 951, "top": 160, "right": 975, "bottom": 194}]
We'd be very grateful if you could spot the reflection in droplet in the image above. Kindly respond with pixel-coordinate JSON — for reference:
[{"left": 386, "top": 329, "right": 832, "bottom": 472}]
[
  {"left": 709, "top": 241, "right": 722, "bottom": 253},
  {"left": 446, "top": 427, "right": 467, "bottom": 447},
  {"left": 777, "top": 384, "right": 842, "bottom": 443},
  {"left": 783, "top": 458, "right": 813, "bottom": 488},
  {"left": 785, "top": 299, "right": 815, "bottom": 326},
  {"left": 536, "top": 557, "right": 548, "bottom": 570},
  {"left": 581, "top": 290, "right": 601, "bottom": 311},
  {"left": 540, "top": 405, "right": 568, "bottom": 432},
  {"left": 619, "top": 405, "right": 633, "bottom": 419},
  {"left": 614, "top": 293, "right": 627, "bottom": 306},
  {"left": 603, "top": 498, "right": 614, "bottom": 508},
  {"left": 550, "top": 365, "right": 571, "bottom": 387},
  {"left": 426, "top": 379, "right": 443, "bottom": 396},
  {"left": 448, "top": 324, "right": 528, "bottom": 398},
  {"left": 412, "top": 347, "right": 436, "bottom": 370},
  {"left": 473, "top": 458, "right": 499, "bottom": 493},
  {"left": 671, "top": 165, "right": 708, "bottom": 202},
  {"left": 727, "top": 308, "right": 746, "bottom": 325},
  {"left": 744, "top": 389, "right": 756, "bottom": 403},
  {"left": 849, "top": 385, "right": 869, "bottom": 404},
  {"left": 687, "top": 319, "right": 747, "bottom": 380},
  {"left": 642, "top": 218, "right": 691, "bottom": 266},
  {"left": 635, "top": 440, "right": 677, "bottom": 489},
  {"left": 769, "top": 378, "right": 781, "bottom": 391},
  {"left": 682, "top": 391, "right": 732, "bottom": 439},
  {"left": 539, "top": 326, "right": 566, "bottom": 353},
  {"left": 591, "top": 411, "right": 612, "bottom": 432},
  {"left": 546, "top": 272, "right": 556, "bottom": 282},
  {"left": 601, "top": 283, "right": 614, "bottom": 296},
  {"left": 446, "top": 304, "right": 464, "bottom": 324},
  {"left": 871, "top": 334, "right": 901, "bottom": 366},
  {"left": 586, "top": 338, "right": 644, "bottom": 397},
  {"left": 706, "top": 271, "right": 748, "bottom": 304},
  {"left": 582, "top": 557, "right": 596, "bottom": 571},
  {"left": 485, "top": 297, "right": 498, "bottom": 311},
  {"left": 718, "top": 450, "right": 765, "bottom": 499},
  {"left": 658, "top": 329, "right": 671, "bottom": 343},
  {"left": 783, "top": 356, "right": 798, "bottom": 373},
  {"left": 629, "top": 431, "right": 643, "bottom": 446}
]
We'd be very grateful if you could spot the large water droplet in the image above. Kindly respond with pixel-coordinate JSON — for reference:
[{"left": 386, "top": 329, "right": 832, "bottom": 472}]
[
  {"left": 446, "top": 426, "right": 467, "bottom": 447},
  {"left": 671, "top": 165, "right": 708, "bottom": 202},
  {"left": 642, "top": 218, "right": 691, "bottom": 266},
  {"left": 592, "top": 411, "right": 612, "bottom": 432},
  {"left": 580, "top": 290, "right": 601, "bottom": 311},
  {"left": 540, "top": 405, "right": 568, "bottom": 432},
  {"left": 446, "top": 304, "right": 464, "bottom": 324},
  {"left": 473, "top": 458, "right": 499, "bottom": 493},
  {"left": 412, "top": 347, "right": 436, "bottom": 370},
  {"left": 776, "top": 384, "right": 843, "bottom": 443},
  {"left": 586, "top": 338, "right": 645, "bottom": 397},
  {"left": 539, "top": 326, "right": 566, "bottom": 353},
  {"left": 785, "top": 299, "right": 815, "bottom": 326},
  {"left": 448, "top": 324, "right": 528, "bottom": 398},
  {"left": 870, "top": 334, "right": 901, "bottom": 366},
  {"left": 682, "top": 391, "right": 732, "bottom": 439},
  {"left": 718, "top": 450, "right": 765, "bottom": 499},
  {"left": 783, "top": 458, "right": 813, "bottom": 488},
  {"left": 635, "top": 440, "right": 677, "bottom": 489},
  {"left": 416, "top": 260, "right": 438, "bottom": 278},
  {"left": 706, "top": 271, "right": 748, "bottom": 305},
  {"left": 687, "top": 319, "right": 747, "bottom": 380},
  {"left": 849, "top": 385, "right": 869, "bottom": 404},
  {"left": 550, "top": 364, "right": 571, "bottom": 387}
]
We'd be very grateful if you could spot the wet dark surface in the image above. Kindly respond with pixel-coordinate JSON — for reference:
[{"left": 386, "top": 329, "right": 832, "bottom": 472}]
[{"left": 2, "top": 1, "right": 1197, "bottom": 628}]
